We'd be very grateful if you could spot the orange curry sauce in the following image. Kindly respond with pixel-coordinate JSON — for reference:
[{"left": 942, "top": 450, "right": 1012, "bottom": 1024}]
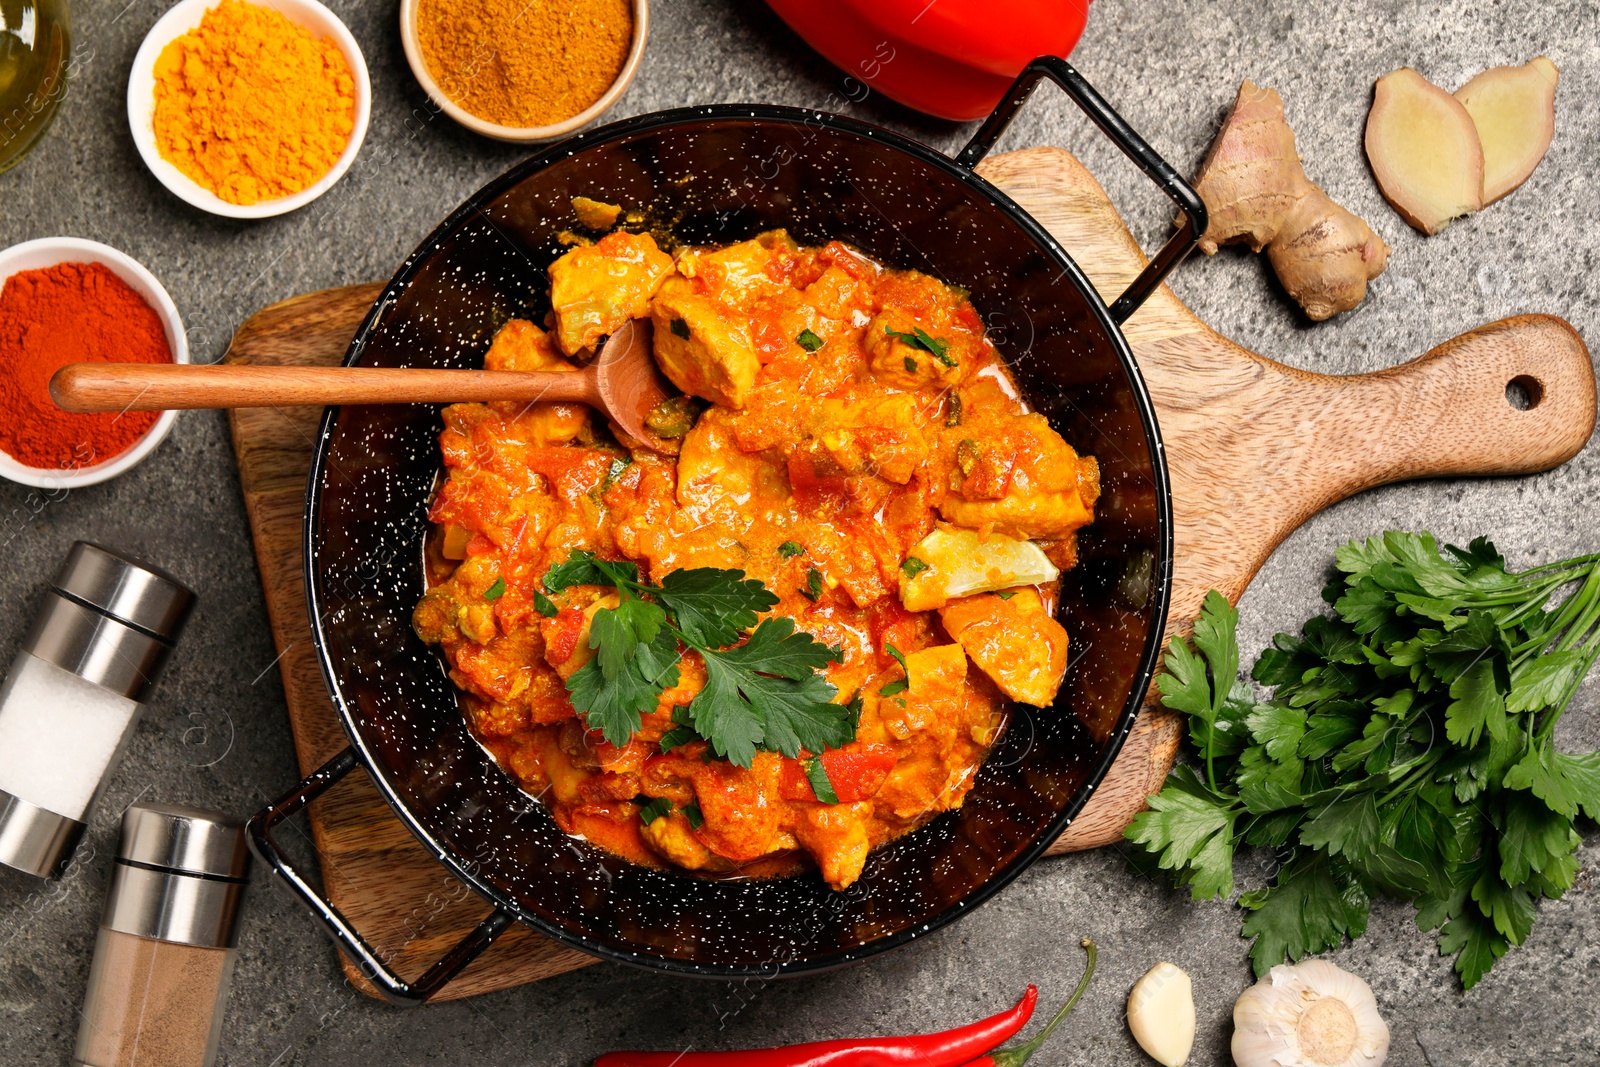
[{"left": 414, "top": 227, "right": 1100, "bottom": 890}]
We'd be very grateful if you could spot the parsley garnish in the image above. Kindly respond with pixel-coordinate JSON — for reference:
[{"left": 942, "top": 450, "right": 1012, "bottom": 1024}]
[
  {"left": 945, "top": 391, "right": 962, "bottom": 427},
  {"left": 900, "top": 557, "right": 928, "bottom": 578},
  {"left": 1126, "top": 533, "right": 1600, "bottom": 989},
  {"left": 877, "top": 642, "right": 910, "bottom": 697},
  {"left": 796, "top": 328, "right": 824, "bottom": 352},
  {"left": 886, "top": 326, "right": 956, "bottom": 367},
  {"left": 682, "top": 803, "right": 704, "bottom": 829},
  {"left": 532, "top": 589, "right": 559, "bottom": 617},
  {"left": 903, "top": 355, "right": 919, "bottom": 374},
  {"left": 806, "top": 756, "right": 840, "bottom": 804},
  {"left": 801, "top": 566, "right": 824, "bottom": 602},
  {"left": 483, "top": 577, "right": 506, "bottom": 601},
  {"left": 548, "top": 550, "right": 852, "bottom": 767},
  {"left": 638, "top": 797, "right": 672, "bottom": 824},
  {"left": 658, "top": 725, "right": 698, "bottom": 752},
  {"left": 995, "top": 590, "right": 1017, "bottom": 601},
  {"left": 778, "top": 540, "right": 805, "bottom": 558},
  {"left": 670, "top": 317, "right": 690, "bottom": 340}
]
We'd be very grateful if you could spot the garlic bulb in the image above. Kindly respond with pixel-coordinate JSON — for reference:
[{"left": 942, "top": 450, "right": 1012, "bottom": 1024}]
[
  {"left": 1127, "top": 961, "right": 1195, "bottom": 1065},
  {"left": 1232, "top": 960, "right": 1390, "bottom": 1067}
]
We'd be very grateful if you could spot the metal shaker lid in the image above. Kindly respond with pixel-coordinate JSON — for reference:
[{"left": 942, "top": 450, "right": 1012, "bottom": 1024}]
[
  {"left": 51, "top": 542, "right": 193, "bottom": 641},
  {"left": 119, "top": 803, "right": 249, "bottom": 880}
]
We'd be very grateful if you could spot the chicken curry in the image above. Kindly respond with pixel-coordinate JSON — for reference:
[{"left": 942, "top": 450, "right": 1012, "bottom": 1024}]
[{"left": 414, "top": 218, "right": 1100, "bottom": 890}]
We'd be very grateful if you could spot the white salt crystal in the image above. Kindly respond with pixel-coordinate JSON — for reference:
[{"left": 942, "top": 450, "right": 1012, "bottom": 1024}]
[{"left": 0, "top": 651, "right": 141, "bottom": 820}]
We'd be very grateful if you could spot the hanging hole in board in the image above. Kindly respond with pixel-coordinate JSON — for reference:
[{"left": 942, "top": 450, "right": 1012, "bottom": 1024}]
[{"left": 1505, "top": 375, "right": 1544, "bottom": 411}]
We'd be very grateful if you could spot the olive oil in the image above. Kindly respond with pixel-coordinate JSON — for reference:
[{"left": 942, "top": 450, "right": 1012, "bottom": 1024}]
[{"left": 0, "top": 0, "right": 68, "bottom": 175}]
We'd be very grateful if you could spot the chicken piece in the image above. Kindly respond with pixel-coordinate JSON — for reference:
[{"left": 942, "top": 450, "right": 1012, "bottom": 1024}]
[
  {"left": 651, "top": 277, "right": 760, "bottom": 408},
  {"left": 940, "top": 413, "right": 1099, "bottom": 540},
  {"left": 939, "top": 589, "right": 1069, "bottom": 706},
  {"left": 547, "top": 231, "right": 674, "bottom": 356},
  {"left": 905, "top": 643, "right": 967, "bottom": 691},
  {"left": 640, "top": 811, "right": 724, "bottom": 871},
  {"left": 814, "top": 394, "right": 931, "bottom": 486},
  {"left": 674, "top": 408, "right": 789, "bottom": 530},
  {"left": 675, "top": 237, "right": 793, "bottom": 310},
  {"left": 792, "top": 802, "right": 874, "bottom": 890},
  {"left": 864, "top": 310, "right": 962, "bottom": 390},
  {"left": 484, "top": 318, "right": 572, "bottom": 372}
]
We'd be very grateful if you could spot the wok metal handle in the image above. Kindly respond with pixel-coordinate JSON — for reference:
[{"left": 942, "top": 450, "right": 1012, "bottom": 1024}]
[
  {"left": 956, "top": 56, "right": 1207, "bottom": 325},
  {"left": 245, "top": 747, "right": 517, "bottom": 1007}
]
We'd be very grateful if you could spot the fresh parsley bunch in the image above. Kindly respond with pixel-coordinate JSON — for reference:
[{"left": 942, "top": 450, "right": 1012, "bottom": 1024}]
[
  {"left": 1127, "top": 532, "right": 1600, "bottom": 988},
  {"left": 543, "top": 550, "right": 854, "bottom": 767}
]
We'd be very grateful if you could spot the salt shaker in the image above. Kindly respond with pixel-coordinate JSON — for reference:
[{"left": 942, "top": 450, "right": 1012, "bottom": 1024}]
[
  {"left": 74, "top": 803, "right": 249, "bottom": 1067},
  {"left": 0, "top": 542, "right": 193, "bottom": 877}
]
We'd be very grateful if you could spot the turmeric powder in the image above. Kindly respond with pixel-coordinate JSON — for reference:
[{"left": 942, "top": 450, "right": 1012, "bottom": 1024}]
[
  {"left": 417, "top": 0, "right": 632, "bottom": 129},
  {"left": 152, "top": 0, "right": 355, "bottom": 205}
]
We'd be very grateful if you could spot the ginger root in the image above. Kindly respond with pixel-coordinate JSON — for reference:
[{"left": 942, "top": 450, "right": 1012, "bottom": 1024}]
[
  {"left": 1190, "top": 80, "right": 1390, "bottom": 321},
  {"left": 1455, "top": 57, "right": 1560, "bottom": 205},
  {"left": 1365, "top": 68, "right": 1485, "bottom": 234}
]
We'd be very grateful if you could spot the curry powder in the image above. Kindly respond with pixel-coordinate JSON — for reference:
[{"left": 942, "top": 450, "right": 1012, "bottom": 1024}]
[
  {"left": 152, "top": 0, "right": 355, "bottom": 205},
  {"left": 417, "top": 0, "right": 632, "bottom": 128}
]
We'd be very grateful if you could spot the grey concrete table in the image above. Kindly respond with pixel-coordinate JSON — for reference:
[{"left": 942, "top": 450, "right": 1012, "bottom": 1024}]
[{"left": 2, "top": 0, "right": 1597, "bottom": 1063}]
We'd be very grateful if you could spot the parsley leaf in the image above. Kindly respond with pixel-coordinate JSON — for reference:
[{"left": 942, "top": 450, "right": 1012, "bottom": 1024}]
[
  {"left": 638, "top": 797, "right": 672, "bottom": 824},
  {"left": 567, "top": 628, "right": 681, "bottom": 747},
  {"left": 778, "top": 540, "right": 805, "bottom": 558},
  {"left": 886, "top": 325, "right": 956, "bottom": 367},
  {"left": 682, "top": 803, "right": 704, "bottom": 829},
  {"left": 691, "top": 618, "right": 846, "bottom": 765},
  {"left": 655, "top": 567, "right": 778, "bottom": 649},
  {"left": 543, "top": 550, "right": 849, "bottom": 763},
  {"left": 1126, "top": 531, "right": 1600, "bottom": 988},
  {"left": 483, "top": 577, "right": 506, "bottom": 601},
  {"left": 900, "top": 556, "right": 928, "bottom": 578},
  {"left": 806, "top": 756, "right": 840, "bottom": 804},
  {"left": 800, "top": 566, "right": 824, "bottom": 602},
  {"left": 532, "top": 589, "right": 559, "bottom": 618},
  {"left": 796, "top": 328, "right": 824, "bottom": 352}
]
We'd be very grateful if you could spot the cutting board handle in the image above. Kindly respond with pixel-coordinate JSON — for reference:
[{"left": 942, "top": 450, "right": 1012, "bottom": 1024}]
[{"left": 1307, "top": 314, "right": 1595, "bottom": 496}]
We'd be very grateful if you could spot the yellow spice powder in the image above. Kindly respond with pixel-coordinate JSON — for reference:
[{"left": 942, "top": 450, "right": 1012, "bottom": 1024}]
[
  {"left": 152, "top": 0, "right": 356, "bottom": 205},
  {"left": 418, "top": 0, "right": 632, "bottom": 129}
]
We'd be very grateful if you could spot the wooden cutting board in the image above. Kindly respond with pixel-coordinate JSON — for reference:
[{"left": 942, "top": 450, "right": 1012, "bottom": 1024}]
[{"left": 227, "top": 145, "right": 1596, "bottom": 1001}]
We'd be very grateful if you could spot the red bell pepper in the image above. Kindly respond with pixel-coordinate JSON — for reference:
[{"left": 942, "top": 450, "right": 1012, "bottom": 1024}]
[{"left": 764, "top": 0, "right": 1092, "bottom": 121}]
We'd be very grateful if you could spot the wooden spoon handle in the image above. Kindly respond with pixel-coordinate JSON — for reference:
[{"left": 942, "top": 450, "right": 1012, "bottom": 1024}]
[
  {"left": 1308, "top": 314, "right": 1596, "bottom": 496},
  {"left": 50, "top": 363, "right": 597, "bottom": 412}
]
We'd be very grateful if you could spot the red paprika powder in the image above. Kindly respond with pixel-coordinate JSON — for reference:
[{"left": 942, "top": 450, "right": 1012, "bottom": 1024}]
[{"left": 0, "top": 261, "right": 171, "bottom": 470}]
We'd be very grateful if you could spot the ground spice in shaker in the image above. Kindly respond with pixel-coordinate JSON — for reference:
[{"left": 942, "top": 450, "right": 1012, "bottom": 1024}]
[{"left": 75, "top": 804, "right": 249, "bottom": 1067}]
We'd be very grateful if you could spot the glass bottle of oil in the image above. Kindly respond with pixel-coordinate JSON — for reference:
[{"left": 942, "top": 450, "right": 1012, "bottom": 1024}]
[{"left": 0, "top": 0, "right": 69, "bottom": 175}]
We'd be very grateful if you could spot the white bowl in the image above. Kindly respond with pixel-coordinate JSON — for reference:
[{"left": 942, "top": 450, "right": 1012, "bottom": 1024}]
[
  {"left": 399, "top": 0, "right": 648, "bottom": 143},
  {"left": 126, "top": 0, "right": 371, "bottom": 219},
  {"left": 0, "top": 238, "right": 190, "bottom": 489}
]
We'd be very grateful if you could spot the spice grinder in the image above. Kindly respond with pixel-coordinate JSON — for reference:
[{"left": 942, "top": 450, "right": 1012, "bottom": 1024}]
[{"left": 0, "top": 541, "right": 194, "bottom": 877}]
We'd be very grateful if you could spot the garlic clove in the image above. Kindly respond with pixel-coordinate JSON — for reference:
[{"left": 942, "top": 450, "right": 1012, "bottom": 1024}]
[
  {"left": 1128, "top": 961, "right": 1196, "bottom": 1066},
  {"left": 1231, "top": 959, "right": 1390, "bottom": 1067}
]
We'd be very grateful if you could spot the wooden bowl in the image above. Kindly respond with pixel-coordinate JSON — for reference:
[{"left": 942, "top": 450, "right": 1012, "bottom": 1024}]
[{"left": 398, "top": 0, "right": 648, "bottom": 143}]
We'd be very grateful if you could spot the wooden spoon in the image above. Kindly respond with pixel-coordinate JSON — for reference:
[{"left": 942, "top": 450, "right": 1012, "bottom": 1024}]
[{"left": 50, "top": 319, "right": 678, "bottom": 450}]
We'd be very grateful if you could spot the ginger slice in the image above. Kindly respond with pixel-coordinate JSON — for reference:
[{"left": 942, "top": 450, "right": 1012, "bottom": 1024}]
[
  {"left": 1190, "top": 80, "right": 1389, "bottom": 321},
  {"left": 1456, "top": 57, "right": 1560, "bottom": 205},
  {"left": 1365, "top": 68, "right": 1485, "bottom": 234}
]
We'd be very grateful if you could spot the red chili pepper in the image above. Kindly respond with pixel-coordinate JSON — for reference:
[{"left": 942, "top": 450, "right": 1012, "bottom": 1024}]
[
  {"left": 592, "top": 985, "right": 1036, "bottom": 1067},
  {"left": 958, "top": 938, "right": 1098, "bottom": 1067},
  {"left": 763, "top": 0, "right": 1091, "bottom": 121}
]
